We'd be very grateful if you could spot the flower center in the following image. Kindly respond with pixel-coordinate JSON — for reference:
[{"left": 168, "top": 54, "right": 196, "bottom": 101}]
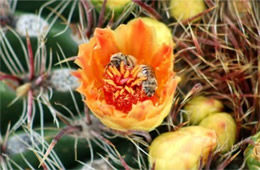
[{"left": 102, "top": 54, "right": 157, "bottom": 113}]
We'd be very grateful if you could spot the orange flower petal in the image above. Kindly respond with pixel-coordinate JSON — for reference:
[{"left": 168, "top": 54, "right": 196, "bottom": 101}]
[
  {"left": 151, "top": 44, "right": 174, "bottom": 95},
  {"left": 84, "top": 75, "right": 180, "bottom": 131},
  {"left": 76, "top": 28, "right": 119, "bottom": 86},
  {"left": 114, "top": 19, "right": 157, "bottom": 65},
  {"left": 74, "top": 18, "right": 179, "bottom": 131}
]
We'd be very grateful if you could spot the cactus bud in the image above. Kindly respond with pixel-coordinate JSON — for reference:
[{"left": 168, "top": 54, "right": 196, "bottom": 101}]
[
  {"left": 253, "top": 140, "right": 260, "bottom": 162},
  {"left": 149, "top": 126, "right": 217, "bottom": 170},
  {"left": 184, "top": 96, "right": 223, "bottom": 125},
  {"left": 136, "top": 17, "right": 173, "bottom": 46},
  {"left": 227, "top": 0, "right": 251, "bottom": 19},
  {"left": 199, "top": 112, "right": 236, "bottom": 152},
  {"left": 169, "top": 0, "right": 206, "bottom": 22},
  {"left": 244, "top": 131, "right": 260, "bottom": 169},
  {"left": 91, "top": 0, "right": 132, "bottom": 17}
]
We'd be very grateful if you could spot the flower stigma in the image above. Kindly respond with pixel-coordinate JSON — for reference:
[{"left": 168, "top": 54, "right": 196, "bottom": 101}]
[{"left": 102, "top": 53, "right": 158, "bottom": 113}]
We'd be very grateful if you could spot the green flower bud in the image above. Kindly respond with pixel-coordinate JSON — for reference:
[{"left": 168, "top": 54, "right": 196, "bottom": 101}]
[
  {"left": 184, "top": 96, "right": 224, "bottom": 125},
  {"left": 91, "top": 0, "right": 132, "bottom": 17},
  {"left": 199, "top": 112, "right": 236, "bottom": 152},
  {"left": 149, "top": 126, "right": 217, "bottom": 170},
  {"left": 169, "top": 0, "right": 206, "bottom": 22},
  {"left": 244, "top": 131, "right": 260, "bottom": 170}
]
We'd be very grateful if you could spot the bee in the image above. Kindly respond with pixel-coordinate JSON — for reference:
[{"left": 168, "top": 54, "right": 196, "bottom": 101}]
[
  {"left": 137, "top": 65, "right": 158, "bottom": 97},
  {"left": 107, "top": 53, "right": 136, "bottom": 69}
]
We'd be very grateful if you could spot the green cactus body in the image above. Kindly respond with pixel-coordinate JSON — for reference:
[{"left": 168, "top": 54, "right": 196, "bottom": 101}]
[
  {"left": 4, "top": 114, "right": 121, "bottom": 169},
  {"left": 73, "top": 158, "right": 112, "bottom": 170},
  {"left": 15, "top": 0, "right": 80, "bottom": 22},
  {"left": 0, "top": 68, "right": 83, "bottom": 133},
  {"left": 4, "top": 127, "right": 99, "bottom": 168},
  {"left": 110, "top": 140, "right": 143, "bottom": 169},
  {"left": 244, "top": 131, "right": 260, "bottom": 170},
  {"left": 73, "top": 139, "right": 143, "bottom": 169},
  {"left": 0, "top": 81, "right": 23, "bottom": 133},
  {"left": 4, "top": 129, "right": 58, "bottom": 169},
  {"left": 1, "top": 12, "right": 79, "bottom": 74}
]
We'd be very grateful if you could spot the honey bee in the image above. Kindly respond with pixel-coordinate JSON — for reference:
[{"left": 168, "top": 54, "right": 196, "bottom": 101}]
[
  {"left": 108, "top": 53, "right": 136, "bottom": 69},
  {"left": 137, "top": 65, "right": 158, "bottom": 97}
]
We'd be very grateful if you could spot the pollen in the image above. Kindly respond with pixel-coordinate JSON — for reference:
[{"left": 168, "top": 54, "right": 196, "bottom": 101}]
[{"left": 102, "top": 58, "right": 153, "bottom": 113}]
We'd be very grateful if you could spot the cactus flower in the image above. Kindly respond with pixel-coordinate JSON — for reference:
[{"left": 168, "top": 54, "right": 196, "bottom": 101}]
[
  {"left": 199, "top": 112, "right": 236, "bottom": 152},
  {"left": 73, "top": 18, "right": 179, "bottom": 131},
  {"left": 184, "top": 96, "right": 223, "bottom": 125},
  {"left": 149, "top": 126, "right": 217, "bottom": 170}
]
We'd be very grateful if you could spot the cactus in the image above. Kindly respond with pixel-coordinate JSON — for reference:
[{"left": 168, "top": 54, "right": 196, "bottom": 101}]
[
  {"left": 149, "top": 126, "right": 217, "bottom": 170},
  {"left": 244, "top": 131, "right": 260, "bottom": 170},
  {"left": 0, "top": 22, "right": 83, "bottom": 132},
  {"left": 169, "top": 0, "right": 206, "bottom": 22},
  {"left": 1, "top": 114, "right": 125, "bottom": 169},
  {"left": 1, "top": 0, "right": 260, "bottom": 169},
  {"left": 91, "top": 0, "right": 132, "bottom": 19},
  {"left": 0, "top": 11, "right": 80, "bottom": 74},
  {"left": 184, "top": 96, "right": 223, "bottom": 125},
  {"left": 199, "top": 112, "right": 237, "bottom": 153}
]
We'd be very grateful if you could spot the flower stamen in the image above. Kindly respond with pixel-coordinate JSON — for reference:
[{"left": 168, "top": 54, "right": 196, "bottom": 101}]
[
  {"left": 106, "top": 70, "right": 114, "bottom": 78},
  {"left": 109, "top": 66, "right": 120, "bottom": 76},
  {"left": 131, "top": 65, "right": 139, "bottom": 75},
  {"left": 125, "top": 86, "right": 135, "bottom": 95},
  {"left": 103, "top": 79, "right": 117, "bottom": 87},
  {"left": 123, "top": 70, "right": 130, "bottom": 78},
  {"left": 120, "top": 61, "right": 125, "bottom": 74},
  {"left": 102, "top": 54, "right": 156, "bottom": 113},
  {"left": 132, "top": 66, "right": 142, "bottom": 77},
  {"left": 131, "top": 77, "right": 147, "bottom": 87}
]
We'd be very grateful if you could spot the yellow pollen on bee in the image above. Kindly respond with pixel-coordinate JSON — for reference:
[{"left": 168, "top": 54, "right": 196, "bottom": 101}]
[
  {"left": 120, "top": 61, "right": 125, "bottom": 74},
  {"left": 131, "top": 77, "right": 147, "bottom": 87},
  {"left": 123, "top": 70, "right": 130, "bottom": 78}
]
